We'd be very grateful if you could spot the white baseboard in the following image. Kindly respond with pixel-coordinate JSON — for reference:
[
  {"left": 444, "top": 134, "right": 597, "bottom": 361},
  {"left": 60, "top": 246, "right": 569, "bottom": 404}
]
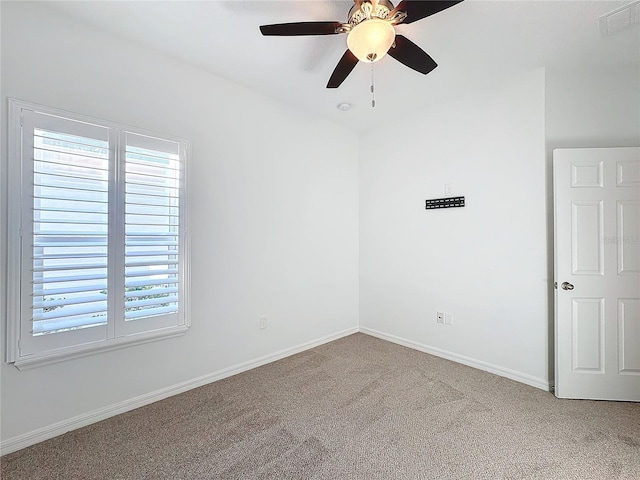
[
  {"left": 360, "top": 327, "right": 550, "bottom": 392},
  {"left": 0, "top": 326, "right": 358, "bottom": 456}
]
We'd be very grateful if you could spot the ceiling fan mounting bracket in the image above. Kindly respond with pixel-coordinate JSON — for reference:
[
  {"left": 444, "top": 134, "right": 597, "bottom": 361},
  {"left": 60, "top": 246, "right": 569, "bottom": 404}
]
[{"left": 347, "top": 1, "right": 406, "bottom": 28}]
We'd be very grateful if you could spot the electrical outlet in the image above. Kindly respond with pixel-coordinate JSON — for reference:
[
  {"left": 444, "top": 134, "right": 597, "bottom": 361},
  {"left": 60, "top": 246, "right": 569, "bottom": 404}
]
[
  {"left": 259, "top": 316, "right": 268, "bottom": 330},
  {"left": 436, "top": 312, "right": 445, "bottom": 324},
  {"left": 445, "top": 313, "right": 453, "bottom": 325}
]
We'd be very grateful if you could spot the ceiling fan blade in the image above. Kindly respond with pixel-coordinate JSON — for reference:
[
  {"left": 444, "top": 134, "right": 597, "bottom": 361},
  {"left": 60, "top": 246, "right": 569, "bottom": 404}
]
[
  {"left": 260, "top": 22, "right": 344, "bottom": 36},
  {"left": 387, "top": 35, "right": 437, "bottom": 75},
  {"left": 392, "top": 1, "right": 464, "bottom": 24},
  {"left": 327, "top": 50, "right": 359, "bottom": 88}
]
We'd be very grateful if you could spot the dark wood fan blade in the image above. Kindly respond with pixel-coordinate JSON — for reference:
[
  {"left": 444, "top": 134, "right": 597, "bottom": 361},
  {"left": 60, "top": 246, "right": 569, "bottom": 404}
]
[
  {"left": 387, "top": 35, "right": 437, "bottom": 75},
  {"left": 392, "top": 1, "right": 464, "bottom": 24},
  {"left": 327, "top": 50, "right": 359, "bottom": 88},
  {"left": 260, "top": 22, "right": 343, "bottom": 36}
]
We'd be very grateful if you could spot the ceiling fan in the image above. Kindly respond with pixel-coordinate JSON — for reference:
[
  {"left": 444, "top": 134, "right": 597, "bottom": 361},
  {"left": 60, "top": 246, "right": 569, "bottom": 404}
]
[{"left": 260, "top": 0, "right": 464, "bottom": 89}]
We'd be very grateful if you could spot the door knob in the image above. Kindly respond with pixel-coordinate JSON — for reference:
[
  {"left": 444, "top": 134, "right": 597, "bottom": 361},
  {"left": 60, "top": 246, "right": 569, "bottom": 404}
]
[{"left": 561, "top": 282, "right": 574, "bottom": 291}]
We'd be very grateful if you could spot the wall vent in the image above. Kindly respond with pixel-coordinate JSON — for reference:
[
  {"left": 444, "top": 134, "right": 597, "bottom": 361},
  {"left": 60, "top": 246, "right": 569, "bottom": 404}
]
[{"left": 600, "top": 1, "right": 640, "bottom": 36}]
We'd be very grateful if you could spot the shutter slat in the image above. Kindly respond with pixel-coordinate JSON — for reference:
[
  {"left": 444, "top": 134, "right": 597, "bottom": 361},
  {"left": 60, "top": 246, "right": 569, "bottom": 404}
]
[
  {"left": 125, "top": 295, "right": 178, "bottom": 310},
  {"left": 126, "top": 212, "right": 179, "bottom": 219},
  {"left": 35, "top": 131, "right": 109, "bottom": 152},
  {"left": 126, "top": 165, "right": 180, "bottom": 177},
  {"left": 33, "top": 302, "right": 108, "bottom": 321},
  {"left": 126, "top": 223, "right": 178, "bottom": 228},
  {"left": 124, "top": 249, "right": 179, "bottom": 257},
  {"left": 33, "top": 315, "right": 107, "bottom": 335},
  {"left": 125, "top": 170, "right": 180, "bottom": 182},
  {"left": 34, "top": 146, "right": 109, "bottom": 162},
  {"left": 33, "top": 293, "right": 107, "bottom": 309},
  {"left": 33, "top": 263, "right": 107, "bottom": 272},
  {"left": 125, "top": 286, "right": 177, "bottom": 298},
  {"left": 34, "top": 282, "right": 108, "bottom": 296},
  {"left": 124, "top": 193, "right": 179, "bottom": 204},
  {"left": 35, "top": 205, "right": 108, "bottom": 215},
  {"left": 34, "top": 218, "right": 107, "bottom": 225},
  {"left": 124, "top": 268, "right": 178, "bottom": 278},
  {"left": 125, "top": 277, "right": 178, "bottom": 288},
  {"left": 127, "top": 193, "right": 179, "bottom": 208},
  {"left": 35, "top": 191, "right": 108, "bottom": 203},
  {"left": 125, "top": 209, "right": 179, "bottom": 218},
  {"left": 125, "top": 241, "right": 178, "bottom": 247},
  {"left": 125, "top": 305, "right": 177, "bottom": 319},
  {"left": 124, "top": 233, "right": 178, "bottom": 239},
  {"left": 34, "top": 170, "right": 108, "bottom": 184},
  {"left": 36, "top": 230, "right": 108, "bottom": 236},
  {"left": 34, "top": 182, "right": 109, "bottom": 195},
  {"left": 34, "top": 253, "right": 107, "bottom": 260},
  {"left": 126, "top": 259, "right": 178, "bottom": 268},
  {"left": 34, "top": 240, "right": 108, "bottom": 247},
  {"left": 35, "top": 196, "right": 108, "bottom": 206},
  {"left": 33, "top": 273, "right": 107, "bottom": 284},
  {"left": 34, "top": 155, "right": 109, "bottom": 171},
  {"left": 126, "top": 220, "right": 179, "bottom": 226},
  {"left": 126, "top": 153, "right": 179, "bottom": 163},
  {"left": 125, "top": 190, "right": 179, "bottom": 200},
  {"left": 126, "top": 149, "right": 179, "bottom": 162}
]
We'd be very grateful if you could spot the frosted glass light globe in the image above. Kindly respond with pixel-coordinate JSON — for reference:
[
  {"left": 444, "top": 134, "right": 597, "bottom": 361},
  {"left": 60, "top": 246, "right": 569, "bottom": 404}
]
[{"left": 347, "top": 19, "right": 395, "bottom": 63}]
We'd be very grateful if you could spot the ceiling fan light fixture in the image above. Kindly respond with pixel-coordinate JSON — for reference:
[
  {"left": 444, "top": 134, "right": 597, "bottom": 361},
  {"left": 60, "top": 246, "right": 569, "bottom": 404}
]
[
  {"left": 346, "top": 19, "right": 395, "bottom": 63},
  {"left": 259, "top": 0, "right": 465, "bottom": 89}
]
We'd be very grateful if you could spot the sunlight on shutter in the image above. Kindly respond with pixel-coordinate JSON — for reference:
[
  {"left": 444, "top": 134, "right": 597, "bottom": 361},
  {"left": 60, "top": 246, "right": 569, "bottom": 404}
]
[
  {"left": 124, "top": 134, "right": 180, "bottom": 320},
  {"left": 32, "top": 129, "right": 109, "bottom": 335}
]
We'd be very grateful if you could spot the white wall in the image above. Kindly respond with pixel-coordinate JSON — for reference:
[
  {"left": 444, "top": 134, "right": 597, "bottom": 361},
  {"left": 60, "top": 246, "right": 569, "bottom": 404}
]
[
  {"left": 546, "top": 66, "right": 640, "bottom": 150},
  {"left": 359, "top": 70, "right": 549, "bottom": 388},
  {"left": 0, "top": 2, "right": 359, "bottom": 447}
]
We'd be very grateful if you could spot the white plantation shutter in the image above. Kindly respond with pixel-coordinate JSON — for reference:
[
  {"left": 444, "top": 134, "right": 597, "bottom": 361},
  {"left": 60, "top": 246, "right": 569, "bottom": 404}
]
[
  {"left": 121, "top": 133, "right": 183, "bottom": 334},
  {"left": 8, "top": 100, "right": 188, "bottom": 365},
  {"left": 19, "top": 112, "right": 112, "bottom": 356},
  {"left": 32, "top": 128, "right": 110, "bottom": 332}
]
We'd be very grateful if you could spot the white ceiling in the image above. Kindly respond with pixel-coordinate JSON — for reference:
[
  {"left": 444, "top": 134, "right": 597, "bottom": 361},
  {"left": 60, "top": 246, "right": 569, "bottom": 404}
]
[{"left": 47, "top": 0, "right": 639, "bottom": 131}]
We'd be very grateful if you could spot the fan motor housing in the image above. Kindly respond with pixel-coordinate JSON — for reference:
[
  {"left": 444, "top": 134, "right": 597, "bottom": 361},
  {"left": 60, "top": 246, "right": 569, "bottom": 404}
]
[{"left": 348, "top": 0, "right": 395, "bottom": 25}]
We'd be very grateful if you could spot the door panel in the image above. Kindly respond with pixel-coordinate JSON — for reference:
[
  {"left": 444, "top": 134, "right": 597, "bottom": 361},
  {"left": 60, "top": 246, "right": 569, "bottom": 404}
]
[
  {"left": 554, "top": 147, "right": 640, "bottom": 401},
  {"left": 571, "top": 161, "right": 603, "bottom": 187},
  {"left": 617, "top": 201, "right": 639, "bottom": 274},
  {"left": 571, "top": 298, "right": 604, "bottom": 372},
  {"left": 619, "top": 299, "right": 640, "bottom": 374},
  {"left": 571, "top": 201, "right": 604, "bottom": 275},
  {"left": 617, "top": 161, "right": 639, "bottom": 187}
]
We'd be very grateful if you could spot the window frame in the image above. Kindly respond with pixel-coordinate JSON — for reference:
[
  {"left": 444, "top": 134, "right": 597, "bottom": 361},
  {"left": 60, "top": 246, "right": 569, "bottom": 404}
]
[{"left": 6, "top": 98, "right": 191, "bottom": 370}]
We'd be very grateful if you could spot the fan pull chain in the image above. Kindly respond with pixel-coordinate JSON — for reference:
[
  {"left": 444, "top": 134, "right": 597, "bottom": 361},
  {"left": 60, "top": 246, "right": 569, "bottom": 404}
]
[{"left": 370, "top": 61, "right": 376, "bottom": 108}]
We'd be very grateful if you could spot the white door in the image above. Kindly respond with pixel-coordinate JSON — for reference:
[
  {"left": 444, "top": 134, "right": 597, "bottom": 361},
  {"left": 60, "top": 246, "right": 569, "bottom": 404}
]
[{"left": 554, "top": 147, "right": 640, "bottom": 401}]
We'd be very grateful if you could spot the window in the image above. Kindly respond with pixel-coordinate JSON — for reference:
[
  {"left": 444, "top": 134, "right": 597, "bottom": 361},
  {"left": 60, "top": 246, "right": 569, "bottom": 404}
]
[{"left": 6, "top": 99, "right": 189, "bottom": 369}]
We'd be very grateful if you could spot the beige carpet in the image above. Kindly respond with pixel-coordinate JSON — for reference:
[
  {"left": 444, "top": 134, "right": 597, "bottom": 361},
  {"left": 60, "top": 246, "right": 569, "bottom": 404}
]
[{"left": 2, "top": 333, "right": 639, "bottom": 479}]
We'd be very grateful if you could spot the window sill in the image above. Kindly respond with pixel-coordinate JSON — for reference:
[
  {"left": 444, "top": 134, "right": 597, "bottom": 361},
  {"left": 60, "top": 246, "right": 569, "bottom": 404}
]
[{"left": 12, "top": 326, "right": 188, "bottom": 371}]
